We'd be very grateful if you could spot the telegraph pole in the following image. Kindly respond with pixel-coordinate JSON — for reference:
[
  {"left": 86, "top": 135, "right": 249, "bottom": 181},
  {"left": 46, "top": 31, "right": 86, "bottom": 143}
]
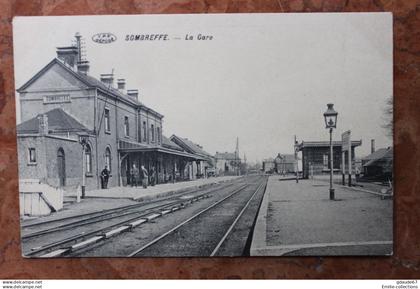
[
  {"left": 244, "top": 153, "right": 247, "bottom": 175},
  {"left": 235, "top": 137, "right": 240, "bottom": 176},
  {"left": 294, "top": 135, "right": 299, "bottom": 183}
]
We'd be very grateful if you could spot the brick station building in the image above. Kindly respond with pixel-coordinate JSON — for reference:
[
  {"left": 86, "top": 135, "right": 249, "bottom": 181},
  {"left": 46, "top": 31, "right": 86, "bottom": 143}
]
[
  {"left": 297, "top": 140, "right": 362, "bottom": 179},
  {"left": 16, "top": 34, "right": 208, "bottom": 191}
]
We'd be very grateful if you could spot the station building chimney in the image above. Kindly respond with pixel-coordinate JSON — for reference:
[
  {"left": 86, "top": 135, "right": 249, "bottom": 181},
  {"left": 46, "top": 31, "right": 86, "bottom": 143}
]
[
  {"left": 127, "top": 89, "right": 139, "bottom": 101},
  {"left": 56, "top": 46, "right": 79, "bottom": 68},
  {"left": 100, "top": 74, "right": 114, "bottom": 87},
  {"left": 117, "top": 79, "right": 126, "bottom": 92},
  {"left": 77, "top": 60, "right": 90, "bottom": 75},
  {"left": 371, "top": 139, "right": 375, "bottom": 154}
]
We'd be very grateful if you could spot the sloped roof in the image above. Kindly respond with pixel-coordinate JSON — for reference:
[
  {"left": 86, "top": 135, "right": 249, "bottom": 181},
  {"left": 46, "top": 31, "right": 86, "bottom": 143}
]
[
  {"left": 215, "top": 152, "right": 238, "bottom": 160},
  {"left": 362, "top": 148, "right": 392, "bottom": 161},
  {"left": 118, "top": 139, "right": 203, "bottom": 160},
  {"left": 17, "top": 108, "right": 90, "bottom": 134},
  {"left": 162, "top": 135, "right": 184, "bottom": 151},
  {"left": 274, "top": 154, "right": 296, "bottom": 163},
  {"left": 170, "top": 135, "right": 211, "bottom": 157},
  {"left": 17, "top": 58, "right": 163, "bottom": 118},
  {"left": 363, "top": 147, "right": 393, "bottom": 167}
]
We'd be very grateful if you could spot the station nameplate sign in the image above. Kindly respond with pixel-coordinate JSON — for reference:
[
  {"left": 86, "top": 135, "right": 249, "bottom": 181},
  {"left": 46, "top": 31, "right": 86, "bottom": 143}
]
[{"left": 342, "top": 130, "right": 351, "bottom": 152}]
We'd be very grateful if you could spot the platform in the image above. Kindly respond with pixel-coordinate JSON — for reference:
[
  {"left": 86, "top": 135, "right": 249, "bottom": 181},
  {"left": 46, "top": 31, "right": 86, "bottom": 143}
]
[
  {"left": 250, "top": 176, "right": 393, "bottom": 256},
  {"left": 65, "top": 176, "right": 240, "bottom": 200}
]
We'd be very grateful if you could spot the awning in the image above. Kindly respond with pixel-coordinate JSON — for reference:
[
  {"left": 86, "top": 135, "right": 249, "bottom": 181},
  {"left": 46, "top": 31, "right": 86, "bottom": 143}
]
[{"left": 118, "top": 139, "right": 207, "bottom": 160}]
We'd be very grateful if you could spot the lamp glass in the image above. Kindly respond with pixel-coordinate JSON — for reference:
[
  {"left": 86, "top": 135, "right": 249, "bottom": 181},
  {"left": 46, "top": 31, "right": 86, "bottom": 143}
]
[
  {"left": 323, "top": 104, "right": 338, "bottom": 129},
  {"left": 324, "top": 115, "right": 337, "bottom": 128}
]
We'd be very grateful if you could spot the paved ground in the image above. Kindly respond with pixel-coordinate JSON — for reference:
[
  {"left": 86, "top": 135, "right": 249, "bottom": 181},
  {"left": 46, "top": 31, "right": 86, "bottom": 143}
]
[
  {"left": 251, "top": 176, "right": 393, "bottom": 256},
  {"left": 22, "top": 176, "right": 240, "bottom": 225},
  {"left": 312, "top": 174, "right": 393, "bottom": 195}
]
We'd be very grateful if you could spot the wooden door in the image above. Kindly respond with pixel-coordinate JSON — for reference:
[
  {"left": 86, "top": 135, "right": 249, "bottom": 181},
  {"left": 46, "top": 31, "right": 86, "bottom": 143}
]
[{"left": 57, "top": 148, "right": 66, "bottom": 186}]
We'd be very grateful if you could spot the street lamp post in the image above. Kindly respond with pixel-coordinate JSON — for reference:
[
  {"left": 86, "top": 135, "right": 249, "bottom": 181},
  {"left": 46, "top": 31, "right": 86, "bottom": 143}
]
[
  {"left": 79, "top": 133, "right": 89, "bottom": 199},
  {"left": 323, "top": 103, "right": 338, "bottom": 200}
]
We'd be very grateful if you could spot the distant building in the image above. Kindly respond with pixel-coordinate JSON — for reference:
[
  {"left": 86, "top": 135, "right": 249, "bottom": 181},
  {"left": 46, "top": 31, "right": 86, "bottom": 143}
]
[
  {"left": 262, "top": 158, "right": 275, "bottom": 173},
  {"left": 215, "top": 152, "right": 240, "bottom": 176},
  {"left": 362, "top": 147, "right": 393, "bottom": 181},
  {"left": 273, "top": 153, "right": 296, "bottom": 174},
  {"left": 297, "top": 140, "right": 362, "bottom": 179}
]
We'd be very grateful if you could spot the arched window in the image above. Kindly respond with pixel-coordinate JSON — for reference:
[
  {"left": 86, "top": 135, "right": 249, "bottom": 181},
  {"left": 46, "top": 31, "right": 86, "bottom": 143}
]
[
  {"left": 105, "top": 147, "right": 112, "bottom": 172},
  {"left": 85, "top": 144, "right": 92, "bottom": 174}
]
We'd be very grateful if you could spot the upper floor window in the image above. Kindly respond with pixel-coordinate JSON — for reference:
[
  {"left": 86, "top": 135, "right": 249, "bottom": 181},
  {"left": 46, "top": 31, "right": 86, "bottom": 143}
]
[
  {"left": 157, "top": 127, "right": 161, "bottom": 144},
  {"left": 142, "top": 121, "right": 147, "bottom": 142},
  {"left": 151, "top": 124, "right": 155, "bottom": 142},
  {"left": 104, "top": 108, "right": 110, "bottom": 133},
  {"left": 28, "top": 148, "right": 36, "bottom": 164},
  {"left": 124, "top": 116, "right": 129, "bottom": 137}
]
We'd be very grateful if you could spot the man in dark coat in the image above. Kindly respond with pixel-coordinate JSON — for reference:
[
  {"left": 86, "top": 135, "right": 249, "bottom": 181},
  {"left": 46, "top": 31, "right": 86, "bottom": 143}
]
[
  {"left": 130, "top": 164, "right": 139, "bottom": 187},
  {"left": 150, "top": 167, "right": 156, "bottom": 186},
  {"left": 100, "top": 165, "right": 110, "bottom": 189}
]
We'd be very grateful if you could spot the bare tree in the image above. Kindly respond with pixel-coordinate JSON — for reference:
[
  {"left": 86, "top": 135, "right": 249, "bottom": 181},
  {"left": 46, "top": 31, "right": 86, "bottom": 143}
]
[{"left": 382, "top": 95, "right": 393, "bottom": 139}]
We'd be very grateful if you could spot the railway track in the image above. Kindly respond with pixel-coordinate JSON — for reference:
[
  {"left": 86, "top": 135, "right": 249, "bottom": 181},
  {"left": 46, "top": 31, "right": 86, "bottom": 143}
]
[
  {"left": 127, "top": 177, "right": 267, "bottom": 257},
  {"left": 22, "top": 178, "right": 247, "bottom": 257},
  {"left": 22, "top": 182, "right": 235, "bottom": 240},
  {"left": 22, "top": 180, "right": 238, "bottom": 231}
]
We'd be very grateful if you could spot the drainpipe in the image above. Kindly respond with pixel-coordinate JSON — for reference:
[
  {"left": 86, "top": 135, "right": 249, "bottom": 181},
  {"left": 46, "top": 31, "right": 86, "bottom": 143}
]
[
  {"left": 115, "top": 97, "right": 120, "bottom": 186},
  {"left": 94, "top": 88, "right": 99, "bottom": 189}
]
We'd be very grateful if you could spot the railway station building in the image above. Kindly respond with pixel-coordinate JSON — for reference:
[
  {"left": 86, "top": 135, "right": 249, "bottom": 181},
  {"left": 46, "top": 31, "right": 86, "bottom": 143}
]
[
  {"left": 297, "top": 140, "right": 362, "bottom": 179},
  {"left": 17, "top": 34, "right": 207, "bottom": 191}
]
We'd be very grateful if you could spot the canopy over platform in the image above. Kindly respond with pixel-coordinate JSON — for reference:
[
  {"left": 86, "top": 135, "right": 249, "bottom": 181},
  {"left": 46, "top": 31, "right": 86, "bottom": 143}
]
[
  {"left": 297, "top": 140, "right": 362, "bottom": 151},
  {"left": 118, "top": 139, "right": 207, "bottom": 161}
]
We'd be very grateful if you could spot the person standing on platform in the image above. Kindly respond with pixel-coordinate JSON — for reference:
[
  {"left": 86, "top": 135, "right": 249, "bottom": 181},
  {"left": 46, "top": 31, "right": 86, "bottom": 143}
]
[
  {"left": 141, "top": 165, "right": 148, "bottom": 188},
  {"left": 100, "top": 165, "right": 110, "bottom": 189},
  {"left": 150, "top": 167, "right": 156, "bottom": 186},
  {"left": 355, "top": 166, "right": 360, "bottom": 182},
  {"left": 130, "top": 164, "right": 139, "bottom": 187}
]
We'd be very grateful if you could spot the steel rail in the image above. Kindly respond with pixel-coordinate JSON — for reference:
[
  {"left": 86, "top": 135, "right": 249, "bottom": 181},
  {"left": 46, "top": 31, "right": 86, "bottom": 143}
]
[
  {"left": 21, "top": 181, "right": 236, "bottom": 229},
  {"left": 210, "top": 180, "right": 266, "bottom": 256},
  {"left": 22, "top": 182, "right": 236, "bottom": 239},
  {"left": 23, "top": 192, "right": 211, "bottom": 257},
  {"left": 25, "top": 181, "right": 248, "bottom": 257},
  {"left": 22, "top": 201, "right": 179, "bottom": 240},
  {"left": 127, "top": 183, "right": 251, "bottom": 257}
]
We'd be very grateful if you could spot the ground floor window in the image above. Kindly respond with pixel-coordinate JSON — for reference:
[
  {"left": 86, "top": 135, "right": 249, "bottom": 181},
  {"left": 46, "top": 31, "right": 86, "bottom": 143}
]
[
  {"left": 323, "top": 154, "right": 329, "bottom": 169},
  {"left": 105, "top": 147, "right": 111, "bottom": 172},
  {"left": 85, "top": 144, "right": 92, "bottom": 174}
]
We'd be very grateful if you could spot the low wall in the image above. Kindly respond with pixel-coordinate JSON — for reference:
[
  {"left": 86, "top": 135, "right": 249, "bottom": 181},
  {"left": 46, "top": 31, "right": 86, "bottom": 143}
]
[{"left": 19, "top": 179, "right": 64, "bottom": 216}]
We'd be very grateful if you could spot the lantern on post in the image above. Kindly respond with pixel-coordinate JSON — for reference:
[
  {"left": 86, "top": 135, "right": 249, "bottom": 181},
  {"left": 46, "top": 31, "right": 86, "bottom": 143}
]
[
  {"left": 78, "top": 132, "right": 89, "bottom": 199},
  {"left": 323, "top": 103, "right": 338, "bottom": 200}
]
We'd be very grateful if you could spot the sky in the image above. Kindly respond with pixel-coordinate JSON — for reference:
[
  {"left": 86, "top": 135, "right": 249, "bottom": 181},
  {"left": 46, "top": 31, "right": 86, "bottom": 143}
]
[{"left": 13, "top": 13, "right": 393, "bottom": 162}]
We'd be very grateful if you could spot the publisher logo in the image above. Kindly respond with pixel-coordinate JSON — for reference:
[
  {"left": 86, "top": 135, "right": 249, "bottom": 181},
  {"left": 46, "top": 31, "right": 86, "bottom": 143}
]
[{"left": 92, "top": 33, "right": 117, "bottom": 44}]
